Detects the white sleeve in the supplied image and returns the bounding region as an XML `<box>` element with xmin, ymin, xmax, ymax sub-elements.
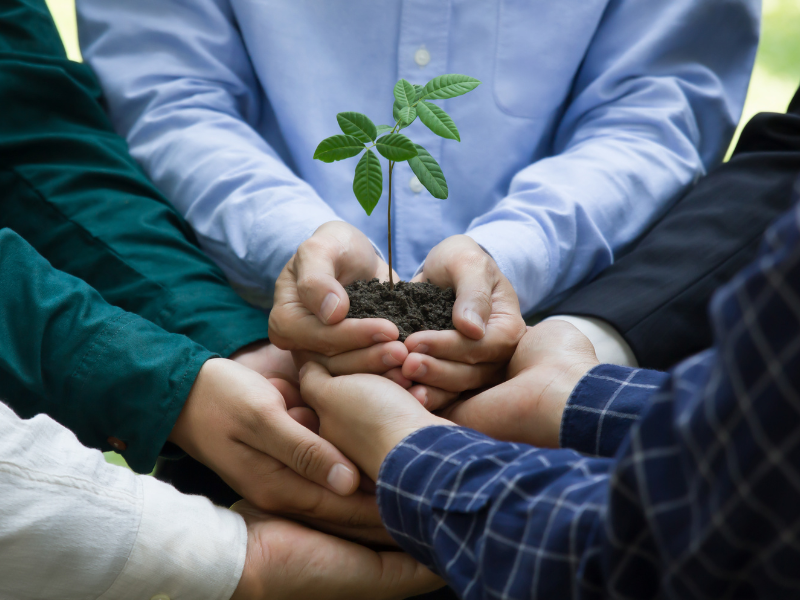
<box><xmin>546</xmin><ymin>315</ymin><xmax>638</xmax><ymax>368</ymax></box>
<box><xmin>0</xmin><ymin>401</ymin><xmax>246</xmax><ymax>600</ymax></box>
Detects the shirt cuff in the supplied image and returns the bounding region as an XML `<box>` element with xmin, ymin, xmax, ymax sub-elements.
<box><xmin>546</xmin><ymin>316</ymin><xmax>638</xmax><ymax>367</ymax></box>
<box><xmin>560</xmin><ymin>364</ymin><xmax>669</xmax><ymax>457</ymax></box>
<box><xmin>466</xmin><ymin>219</ymin><xmax>552</xmax><ymax>315</ymax></box>
<box><xmin>100</xmin><ymin>475</ymin><xmax>246</xmax><ymax>600</ymax></box>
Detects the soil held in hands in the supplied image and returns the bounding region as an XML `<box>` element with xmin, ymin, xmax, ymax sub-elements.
<box><xmin>344</xmin><ymin>278</ymin><xmax>456</xmax><ymax>342</ymax></box>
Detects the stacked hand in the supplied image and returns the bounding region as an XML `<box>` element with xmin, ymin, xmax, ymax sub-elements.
<box><xmin>168</xmin><ymin>354</ymin><xmax>391</xmax><ymax>544</ymax></box>
<box><xmin>269</xmin><ymin>221</ymin><xmax>526</xmax><ymax>407</ymax></box>
<box><xmin>231</xmin><ymin>501</ymin><xmax>442</xmax><ymax>600</ymax></box>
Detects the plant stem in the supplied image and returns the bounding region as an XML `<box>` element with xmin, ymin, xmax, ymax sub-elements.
<box><xmin>387</xmin><ymin>160</ymin><xmax>395</xmax><ymax>290</ymax></box>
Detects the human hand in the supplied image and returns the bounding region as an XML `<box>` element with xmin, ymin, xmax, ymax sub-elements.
<box><xmin>269</xmin><ymin>221</ymin><xmax>407</xmax><ymax>376</ymax></box>
<box><xmin>440</xmin><ymin>320</ymin><xmax>599</xmax><ymax>448</ymax></box>
<box><xmin>230</xmin><ymin>340</ymin><xmax>300</xmax><ymax>402</ymax></box>
<box><xmin>299</xmin><ymin>362</ymin><xmax>448</xmax><ymax>481</ymax></box>
<box><xmin>230</xmin><ymin>501</ymin><xmax>443</xmax><ymax>600</ymax></box>
<box><xmin>168</xmin><ymin>358</ymin><xmax>391</xmax><ymax>544</ymax></box>
<box><xmin>401</xmin><ymin>235</ymin><xmax>526</xmax><ymax>409</ymax></box>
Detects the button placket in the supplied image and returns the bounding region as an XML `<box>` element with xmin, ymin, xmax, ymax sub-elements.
<box><xmin>395</xmin><ymin>0</ymin><xmax>451</xmax><ymax>276</ymax></box>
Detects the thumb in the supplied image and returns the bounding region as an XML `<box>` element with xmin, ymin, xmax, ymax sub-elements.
<box><xmin>451</xmin><ymin>262</ymin><xmax>494</xmax><ymax>341</ymax></box>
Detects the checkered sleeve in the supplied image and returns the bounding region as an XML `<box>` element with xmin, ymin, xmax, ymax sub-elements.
<box><xmin>378</xmin><ymin>203</ymin><xmax>800</xmax><ymax>599</ymax></box>
<box><xmin>560</xmin><ymin>364</ymin><xmax>669</xmax><ymax>457</ymax></box>
<box><xmin>377</xmin><ymin>425</ymin><xmax>613</xmax><ymax>599</ymax></box>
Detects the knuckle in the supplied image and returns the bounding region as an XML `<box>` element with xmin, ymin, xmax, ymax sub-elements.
<box><xmin>291</xmin><ymin>439</ymin><xmax>328</xmax><ymax>477</ymax></box>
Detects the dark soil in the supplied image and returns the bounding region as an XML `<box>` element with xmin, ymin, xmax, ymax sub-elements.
<box><xmin>345</xmin><ymin>278</ymin><xmax>456</xmax><ymax>341</ymax></box>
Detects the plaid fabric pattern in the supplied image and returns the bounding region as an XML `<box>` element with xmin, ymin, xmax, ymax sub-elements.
<box><xmin>560</xmin><ymin>364</ymin><xmax>669</xmax><ymax>457</ymax></box>
<box><xmin>377</xmin><ymin>202</ymin><xmax>800</xmax><ymax>599</ymax></box>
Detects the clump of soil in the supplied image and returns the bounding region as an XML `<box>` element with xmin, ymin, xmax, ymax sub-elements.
<box><xmin>345</xmin><ymin>278</ymin><xmax>455</xmax><ymax>341</ymax></box>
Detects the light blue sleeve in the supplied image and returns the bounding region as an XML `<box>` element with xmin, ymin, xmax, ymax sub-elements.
<box><xmin>466</xmin><ymin>0</ymin><xmax>760</xmax><ymax>313</ymax></box>
<box><xmin>76</xmin><ymin>0</ymin><xmax>342</xmax><ymax>298</ymax></box>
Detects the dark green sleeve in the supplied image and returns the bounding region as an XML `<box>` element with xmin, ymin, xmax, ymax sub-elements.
<box><xmin>0</xmin><ymin>0</ymin><xmax>270</xmax><ymax>357</ymax></box>
<box><xmin>0</xmin><ymin>229</ymin><xmax>214</xmax><ymax>473</ymax></box>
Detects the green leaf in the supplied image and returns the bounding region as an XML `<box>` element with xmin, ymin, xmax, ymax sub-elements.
<box><xmin>408</xmin><ymin>145</ymin><xmax>448</xmax><ymax>199</ymax></box>
<box><xmin>392</xmin><ymin>101</ymin><xmax>411</xmax><ymax>130</ymax></box>
<box><xmin>397</xmin><ymin>105</ymin><xmax>417</xmax><ymax>126</ymax></box>
<box><xmin>353</xmin><ymin>149</ymin><xmax>383</xmax><ymax>215</ymax></box>
<box><xmin>375</xmin><ymin>133</ymin><xmax>418</xmax><ymax>162</ymax></box>
<box><xmin>336</xmin><ymin>112</ymin><xmax>377</xmax><ymax>143</ymax></box>
<box><xmin>376</xmin><ymin>124</ymin><xmax>394</xmax><ymax>135</ymax></box>
<box><xmin>419</xmin><ymin>74</ymin><xmax>481</xmax><ymax>100</ymax></box>
<box><xmin>313</xmin><ymin>135</ymin><xmax>365</xmax><ymax>163</ymax></box>
<box><xmin>413</xmin><ymin>84</ymin><xmax>424</xmax><ymax>101</ymax></box>
<box><xmin>416</xmin><ymin>101</ymin><xmax>460</xmax><ymax>141</ymax></box>
<box><xmin>393</xmin><ymin>79</ymin><xmax>416</xmax><ymax>107</ymax></box>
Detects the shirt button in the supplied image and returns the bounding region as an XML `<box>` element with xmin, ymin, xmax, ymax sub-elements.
<box><xmin>414</xmin><ymin>46</ymin><xmax>431</xmax><ymax>67</ymax></box>
<box><xmin>409</xmin><ymin>176</ymin><xmax>424</xmax><ymax>193</ymax></box>
<box><xmin>150</xmin><ymin>595</ymin><xmax>170</xmax><ymax>600</ymax></box>
<box><xmin>107</xmin><ymin>437</ymin><xmax>127</xmax><ymax>452</ymax></box>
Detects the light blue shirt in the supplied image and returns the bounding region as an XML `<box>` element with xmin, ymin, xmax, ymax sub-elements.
<box><xmin>77</xmin><ymin>0</ymin><xmax>759</xmax><ymax>314</ymax></box>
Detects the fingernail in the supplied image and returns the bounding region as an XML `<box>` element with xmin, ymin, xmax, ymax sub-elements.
<box><xmin>320</xmin><ymin>293</ymin><xmax>340</xmax><ymax>324</ymax></box>
<box><xmin>373</xmin><ymin>333</ymin><xmax>392</xmax><ymax>343</ymax></box>
<box><xmin>412</xmin><ymin>362</ymin><xmax>428</xmax><ymax>378</ymax></box>
<box><xmin>327</xmin><ymin>463</ymin><xmax>355</xmax><ymax>495</ymax></box>
<box><xmin>382</xmin><ymin>351</ymin><xmax>403</xmax><ymax>368</ymax></box>
<box><xmin>463</xmin><ymin>309</ymin><xmax>486</xmax><ymax>335</ymax></box>
<box><xmin>298</xmin><ymin>363</ymin><xmax>310</xmax><ymax>379</ymax></box>
<box><xmin>417</xmin><ymin>389</ymin><xmax>428</xmax><ymax>407</ymax></box>
<box><xmin>411</xmin><ymin>343</ymin><xmax>430</xmax><ymax>355</ymax></box>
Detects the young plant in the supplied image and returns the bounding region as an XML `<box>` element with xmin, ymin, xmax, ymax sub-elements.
<box><xmin>313</xmin><ymin>74</ymin><xmax>480</xmax><ymax>290</ymax></box>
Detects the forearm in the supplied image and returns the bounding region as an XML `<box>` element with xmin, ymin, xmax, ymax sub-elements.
<box><xmin>377</xmin><ymin>425</ymin><xmax>612</xmax><ymax>599</ymax></box>
<box><xmin>0</xmin><ymin>0</ymin><xmax>269</xmax><ymax>355</ymax></box>
<box><xmin>0</xmin><ymin>229</ymin><xmax>214</xmax><ymax>472</ymax></box>
<box><xmin>78</xmin><ymin>0</ymin><xmax>342</xmax><ymax>295</ymax></box>
<box><xmin>0</xmin><ymin>401</ymin><xmax>245</xmax><ymax>600</ymax></box>
<box><xmin>468</xmin><ymin>0</ymin><xmax>757</xmax><ymax>315</ymax></box>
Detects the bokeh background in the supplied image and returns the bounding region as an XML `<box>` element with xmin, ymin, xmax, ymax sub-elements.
<box><xmin>42</xmin><ymin>0</ymin><xmax>800</xmax><ymax>467</ymax></box>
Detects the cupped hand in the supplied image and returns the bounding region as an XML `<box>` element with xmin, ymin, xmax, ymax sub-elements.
<box><xmin>440</xmin><ymin>320</ymin><xmax>600</xmax><ymax>448</ymax></box>
<box><xmin>299</xmin><ymin>362</ymin><xmax>448</xmax><ymax>481</ymax></box>
<box><xmin>231</xmin><ymin>501</ymin><xmax>443</xmax><ymax>600</ymax></box>
<box><xmin>404</xmin><ymin>235</ymin><xmax>526</xmax><ymax>409</ymax></box>
<box><xmin>268</xmin><ymin>221</ymin><xmax>401</xmax><ymax>365</ymax></box>
<box><xmin>169</xmin><ymin>358</ymin><xmax>393</xmax><ymax>543</ymax></box>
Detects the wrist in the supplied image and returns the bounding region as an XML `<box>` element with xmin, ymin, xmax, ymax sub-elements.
<box><xmin>372</xmin><ymin>416</ymin><xmax>450</xmax><ymax>480</ymax></box>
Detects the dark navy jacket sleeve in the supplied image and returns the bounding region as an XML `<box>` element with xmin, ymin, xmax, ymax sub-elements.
<box><xmin>377</xmin><ymin>200</ymin><xmax>800</xmax><ymax>599</ymax></box>
<box><xmin>560</xmin><ymin>364</ymin><xmax>669</xmax><ymax>457</ymax></box>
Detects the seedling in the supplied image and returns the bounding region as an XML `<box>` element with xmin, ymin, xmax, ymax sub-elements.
<box><xmin>313</xmin><ymin>74</ymin><xmax>480</xmax><ymax>290</ymax></box>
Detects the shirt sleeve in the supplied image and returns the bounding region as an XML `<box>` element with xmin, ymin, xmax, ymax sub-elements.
<box><xmin>559</xmin><ymin>363</ymin><xmax>668</xmax><ymax>457</ymax></box>
<box><xmin>0</xmin><ymin>0</ymin><xmax>270</xmax><ymax>356</ymax></box>
<box><xmin>76</xmin><ymin>0</ymin><xmax>343</xmax><ymax>298</ymax></box>
<box><xmin>466</xmin><ymin>0</ymin><xmax>759</xmax><ymax>313</ymax></box>
<box><xmin>377</xmin><ymin>203</ymin><xmax>800</xmax><ymax>599</ymax></box>
<box><xmin>0</xmin><ymin>228</ymin><xmax>214</xmax><ymax>473</ymax></box>
<box><xmin>0</xmin><ymin>400</ymin><xmax>245</xmax><ymax>600</ymax></box>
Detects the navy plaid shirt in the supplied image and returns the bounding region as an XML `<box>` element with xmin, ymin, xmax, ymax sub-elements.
<box><xmin>376</xmin><ymin>201</ymin><xmax>800</xmax><ymax>599</ymax></box>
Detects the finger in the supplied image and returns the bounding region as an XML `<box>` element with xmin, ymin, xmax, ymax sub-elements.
<box><xmin>297</xmin><ymin>361</ymin><xmax>334</xmax><ymax>413</ymax></box>
<box><xmin>288</xmin><ymin>406</ymin><xmax>320</xmax><ymax>434</ymax></box>
<box><xmin>272</xmin><ymin>309</ymin><xmax>399</xmax><ymax>355</ymax></box>
<box><xmin>408</xmin><ymin>384</ymin><xmax>459</xmax><ymax>411</ymax></box>
<box><xmin>294</xmin><ymin>227</ymin><xmax>380</xmax><ymax>325</ymax></box>
<box><xmin>402</xmin><ymin>352</ymin><xmax>505</xmax><ymax>392</ymax></box>
<box><xmin>405</xmin><ymin>327</ymin><xmax>517</xmax><ymax>365</ymax></box>
<box><xmin>269</xmin><ymin>377</ymin><xmax>303</xmax><ymax>408</ymax></box>
<box><xmin>293</xmin><ymin>341</ymin><xmax>408</xmax><ymax>375</ymax></box>
<box><xmin>291</xmin><ymin>514</ymin><xmax>396</xmax><ymax>548</ymax></box>
<box><xmin>238</xmin><ymin>399</ymin><xmax>361</xmax><ymax>496</ymax></box>
<box><xmin>383</xmin><ymin>367</ymin><xmax>413</xmax><ymax>389</ymax></box>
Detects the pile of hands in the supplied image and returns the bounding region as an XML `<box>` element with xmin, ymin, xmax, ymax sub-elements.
<box><xmin>169</xmin><ymin>222</ymin><xmax>601</xmax><ymax>599</ymax></box>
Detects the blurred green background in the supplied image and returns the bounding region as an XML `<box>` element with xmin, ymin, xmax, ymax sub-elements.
<box><xmin>42</xmin><ymin>0</ymin><xmax>800</xmax><ymax>469</ymax></box>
